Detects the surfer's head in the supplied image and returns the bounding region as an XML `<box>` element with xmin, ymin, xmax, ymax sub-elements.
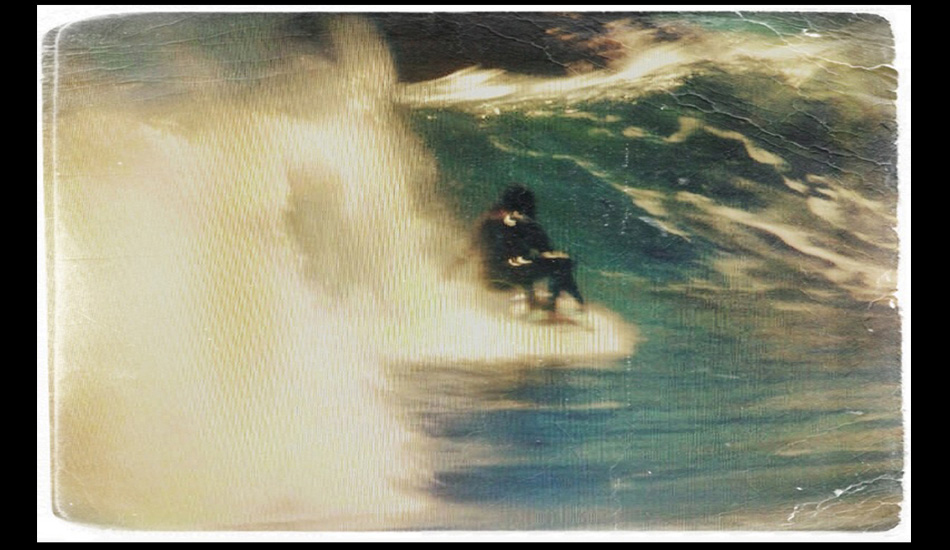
<box><xmin>498</xmin><ymin>184</ymin><xmax>536</xmax><ymax>218</ymax></box>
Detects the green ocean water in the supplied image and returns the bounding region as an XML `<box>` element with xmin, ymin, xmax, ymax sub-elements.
<box><xmin>401</xmin><ymin>12</ymin><xmax>903</xmax><ymax>530</ymax></box>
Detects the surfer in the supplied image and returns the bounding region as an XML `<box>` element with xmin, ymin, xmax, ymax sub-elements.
<box><xmin>471</xmin><ymin>185</ymin><xmax>585</xmax><ymax>314</ymax></box>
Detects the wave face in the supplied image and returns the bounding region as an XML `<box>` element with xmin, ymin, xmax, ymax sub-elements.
<box><xmin>399</xmin><ymin>12</ymin><xmax>903</xmax><ymax>531</ymax></box>
<box><xmin>403</xmin><ymin>13</ymin><xmax>899</xmax><ymax>309</ymax></box>
<box><xmin>46</xmin><ymin>12</ymin><xmax>902</xmax><ymax>532</ymax></box>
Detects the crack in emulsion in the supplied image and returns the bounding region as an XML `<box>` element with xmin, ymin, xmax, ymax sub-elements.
<box><xmin>664</xmin><ymin>89</ymin><xmax>894</xmax><ymax>177</ymax></box>
<box><xmin>784</xmin><ymin>474</ymin><xmax>902</xmax><ymax>526</ymax></box>
<box><xmin>735</xmin><ymin>13</ymin><xmax>895</xmax><ymax>74</ymax></box>
<box><xmin>472</xmin><ymin>21</ymin><xmax>570</xmax><ymax>70</ymax></box>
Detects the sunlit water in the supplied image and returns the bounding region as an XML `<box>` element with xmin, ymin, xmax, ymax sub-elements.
<box><xmin>46</xmin><ymin>12</ymin><xmax>903</xmax><ymax>531</ymax></box>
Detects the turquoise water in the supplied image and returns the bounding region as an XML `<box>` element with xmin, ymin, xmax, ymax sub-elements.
<box><xmin>400</xmin><ymin>12</ymin><xmax>903</xmax><ymax>530</ymax></box>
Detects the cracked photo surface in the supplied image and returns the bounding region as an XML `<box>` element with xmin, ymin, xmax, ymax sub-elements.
<box><xmin>40</xmin><ymin>9</ymin><xmax>908</xmax><ymax>534</ymax></box>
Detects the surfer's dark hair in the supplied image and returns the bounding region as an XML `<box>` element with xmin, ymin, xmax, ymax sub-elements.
<box><xmin>498</xmin><ymin>184</ymin><xmax>536</xmax><ymax>218</ymax></box>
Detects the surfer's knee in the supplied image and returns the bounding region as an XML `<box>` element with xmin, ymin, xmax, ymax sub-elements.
<box><xmin>541</xmin><ymin>256</ymin><xmax>573</xmax><ymax>278</ymax></box>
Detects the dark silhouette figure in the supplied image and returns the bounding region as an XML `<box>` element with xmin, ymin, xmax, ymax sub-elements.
<box><xmin>474</xmin><ymin>185</ymin><xmax>584</xmax><ymax>313</ymax></box>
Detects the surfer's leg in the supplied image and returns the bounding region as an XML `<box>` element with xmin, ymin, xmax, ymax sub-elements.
<box><xmin>540</xmin><ymin>258</ymin><xmax>567</xmax><ymax>312</ymax></box>
<box><xmin>559</xmin><ymin>260</ymin><xmax>584</xmax><ymax>305</ymax></box>
<box><xmin>560</xmin><ymin>273</ymin><xmax>584</xmax><ymax>306</ymax></box>
<box><xmin>544</xmin><ymin>257</ymin><xmax>584</xmax><ymax>310</ymax></box>
<box><xmin>545</xmin><ymin>277</ymin><xmax>563</xmax><ymax>312</ymax></box>
<box><xmin>524</xmin><ymin>284</ymin><xmax>540</xmax><ymax>310</ymax></box>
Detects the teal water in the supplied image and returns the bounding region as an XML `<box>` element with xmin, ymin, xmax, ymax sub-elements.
<box><xmin>400</xmin><ymin>12</ymin><xmax>903</xmax><ymax>530</ymax></box>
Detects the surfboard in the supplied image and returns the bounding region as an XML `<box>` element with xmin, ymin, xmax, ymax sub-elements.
<box><xmin>521</xmin><ymin>308</ymin><xmax>590</xmax><ymax>328</ymax></box>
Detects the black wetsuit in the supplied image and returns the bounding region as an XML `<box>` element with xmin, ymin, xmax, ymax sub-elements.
<box><xmin>477</xmin><ymin>209</ymin><xmax>584</xmax><ymax>311</ymax></box>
